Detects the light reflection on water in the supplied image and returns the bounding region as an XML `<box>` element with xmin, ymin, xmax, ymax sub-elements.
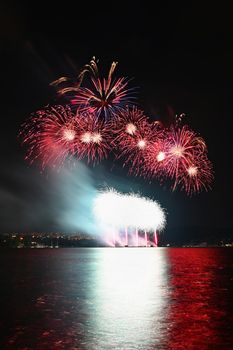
<box><xmin>0</xmin><ymin>247</ymin><xmax>233</xmax><ymax>349</ymax></box>
<box><xmin>90</xmin><ymin>248</ymin><xmax>170</xmax><ymax>349</ymax></box>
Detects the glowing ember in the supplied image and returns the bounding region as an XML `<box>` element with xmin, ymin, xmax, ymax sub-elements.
<box><xmin>80</xmin><ymin>132</ymin><xmax>92</xmax><ymax>143</ymax></box>
<box><xmin>92</xmin><ymin>132</ymin><xmax>102</xmax><ymax>144</ymax></box>
<box><xmin>187</xmin><ymin>166</ymin><xmax>198</xmax><ymax>176</ymax></box>
<box><xmin>137</xmin><ymin>139</ymin><xmax>146</xmax><ymax>149</ymax></box>
<box><xmin>156</xmin><ymin>151</ymin><xmax>166</xmax><ymax>162</ymax></box>
<box><xmin>126</xmin><ymin>123</ymin><xmax>137</xmax><ymax>135</ymax></box>
<box><xmin>63</xmin><ymin>129</ymin><xmax>76</xmax><ymax>141</ymax></box>
<box><xmin>170</xmin><ymin>145</ymin><xmax>184</xmax><ymax>157</ymax></box>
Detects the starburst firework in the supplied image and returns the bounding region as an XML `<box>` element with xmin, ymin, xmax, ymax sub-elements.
<box><xmin>75</xmin><ymin>112</ymin><xmax>112</xmax><ymax>163</ymax></box>
<box><xmin>54</xmin><ymin>57</ymin><xmax>135</xmax><ymax>120</ymax></box>
<box><xmin>19</xmin><ymin>105</ymin><xmax>78</xmax><ymax>169</ymax></box>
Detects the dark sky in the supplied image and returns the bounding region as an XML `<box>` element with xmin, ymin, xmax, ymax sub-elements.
<box><xmin>1</xmin><ymin>2</ymin><xmax>233</xmax><ymax>235</ymax></box>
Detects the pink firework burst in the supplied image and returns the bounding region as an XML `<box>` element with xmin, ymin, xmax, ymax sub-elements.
<box><xmin>144</xmin><ymin>124</ymin><xmax>213</xmax><ymax>194</ymax></box>
<box><xmin>164</xmin><ymin>125</ymin><xmax>208</xmax><ymax>181</ymax></box>
<box><xmin>111</xmin><ymin>106</ymin><xmax>151</xmax><ymax>141</ymax></box>
<box><xmin>75</xmin><ymin>112</ymin><xmax>112</xmax><ymax>163</ymax></box>
<box><xmin>177</xmin><ymin>154</ymin><xmax>214</xmax><ymax>195</ymax></box>
<box><xmin>19</xmin><ymin>105</ymin><xmax>78</xmax><ymax>169</ymax></box>
<box><xmin>143</xmin><ymin>132</ymin><xmax>170</xmax><ymax>181</ymax></box>
<box><xmin>112</xmin><ymin>107</ymin><xmax>163</xmax><ymax>175</ymax></box>
<box><xmin>55</xmin><ymin>57</ymin><xmax>136</xmax><ymax>120</ymax></box>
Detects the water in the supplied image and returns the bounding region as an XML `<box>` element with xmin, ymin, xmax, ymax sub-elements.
<box><xmin>0</xmin><ymin>248</ymin><xmax>233</xmax><ymax>349</ymax></box>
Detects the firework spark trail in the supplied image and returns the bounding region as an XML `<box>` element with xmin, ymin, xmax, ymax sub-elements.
<box><xmin>75</xmin><ymin>112</ymin><xmax>113</xmax><ymax>163</ymax></box>
<box><xmin>19</xmin><ymin>105</ymin><xmax>78</xmax><ymax>169</ymax></box>
<box><xmin>54</xmin><ymin>57</ymin><xmax>136</xmax><ymax>120</ymax></box>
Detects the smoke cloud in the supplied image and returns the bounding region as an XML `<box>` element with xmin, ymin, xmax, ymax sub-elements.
<box><xmin>0</xmin><ymin>160</ymin><xmax>98</xmax><ymax>234</ymax></box>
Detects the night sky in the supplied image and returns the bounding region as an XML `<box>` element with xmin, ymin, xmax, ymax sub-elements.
<box><xmin>1</xmin><ymin>2</ymin><xmax>232</xmax><ymax>237</ymax></box>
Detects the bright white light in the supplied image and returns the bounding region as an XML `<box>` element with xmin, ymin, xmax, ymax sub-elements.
<box><xmin>81</xmin><ymin>132</ymin><xmax>92</xmax><ymax>143</ymax></box>
<box><xmin>126</xmin><ymin>123</ymin><xmax>137</xmax><ymax>135</ymax></box>
<box><xmin>156</xmin><ymin>151</ymin><xmax>166</xmax><ymax>162</ymax></box>
<box><xmin>93</xmin><ymin>188</ymin><xmax>166</xmax><ymax>232</ymax></box>
<box><xmin>63</xmin><ymin>129</ymin><xmax>75</xmax><ymax>141</ymax></box>
<box><xmin>92</xmin><ymin>132</ymin><xmax>102</xmax><ymax>144</ymax></box>
<box><xmin>170</xmin><ymin>145</ymin><xmax>184</xmax><ymax>157</ymax></box>
<box><xmin>137</xmin><ymin>139</ymin><xmax>146</xmax><ymax>149</ymax></box>
<box><xmin>92</xmin><ymin>249</ymin><xmax>169</xmax><ymax>348</ymax></box>
<box><xmin>187</xmin><ymin>166</ymin><xmax>198</xmax><ymax>176</ymax></box>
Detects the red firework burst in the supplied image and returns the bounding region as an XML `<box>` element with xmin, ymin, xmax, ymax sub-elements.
<box><xmin>19</xmin><ymin>105</ymin><xmax>78</xmax><ymax>169</ymax></box>
<box><xmin>18</xmin><ymin>55</ymin><xmax>214</xmax><ymax>196</ymax></box>
<box><xmin>75</xmin><ymin>112</ymin><xmax>112</xmax><ymax>163</ymax></box>
<box><xmin>111</xmin><ymin>106</ymin><xmax>150</xmax><ymax>141</ymax></box>
<box><xmin>164</xmin><ymin>125</ymin><xmax>208</xmax><ymax>181</ymax></box>
<box><xmin>143</xmin><ymin>124</ymin><xmax>213</xmax><ymax>194</ymax></box>
<box><xmin>112</xmin><ymin>107</ymin><xmax>163</xmax><ymax>175</ymax></box>
<box><xmin>143</xmin><ymin>134</ymin><xmax>169</xmax><ymax>181</ymax></box>
<box><xmin>177</xmin><ymin>154</ymin><xmax>214</xmax><ymax>195</ymax></box>
<box><xmin>55</xmin><ymin>57</ymin><xmax>136</xmax><ymax>120</ymax></box>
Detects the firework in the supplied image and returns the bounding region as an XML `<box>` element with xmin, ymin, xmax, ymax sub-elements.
<box><xmin>93</xmin><ymin>188</ymin><xmax>166</xmax><ymax>231</ymax></box>
<box><xmin>112</xmin><ymin>108</ymin><xmax>164</xmax><ymax>175</ymax></box>
<box><xmin>19</xmin><ymin>56</ymin><xmax>214</xmax><ymax>196</ymax></box>
<box><xmin>54</xmin><ymin>57</ymin><xmax>135</xmax><ymax>120</ymax></box>
<box><xmin>164</xmin><ymin>125</ymin><xmax>208</xmax><ymax>185</ymax></box>
<box><xmin>143</xmin><ymin>137</ymin><xmax>168</xmax><ymax>181</ymax></box>
<box><xmin>19</xmin><ymin>105</ymin><xmax>78</xmax><ymax>169</ymax></box>
<box><xmin>75</xmin><ymin>112</ymin><xmax>113</xmax><ymax>163</ymax></box>
<box><xmin>176</xmin><ymin>154</ymin><xmax>213</xmax><ymax>195</ymax></box>
<box><xmin>93</xmin><ymin>188</ymin><xmax>166</xmax><ymax>246</ymax></box>
<box><xmin>143</xmin><ymin>124</ymin><xmax>213</xmax><ymax>194</ymax></box>
<box><xmin>112</xmin><ymin>106</ymin><xmax>150</xmax><ymax>141</ymax></box>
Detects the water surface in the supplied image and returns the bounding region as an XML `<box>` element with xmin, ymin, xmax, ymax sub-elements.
<box><xmin>0</xmin><ymin>247</ymin><xmax>233</xmax><ymax>349</ymax></box>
